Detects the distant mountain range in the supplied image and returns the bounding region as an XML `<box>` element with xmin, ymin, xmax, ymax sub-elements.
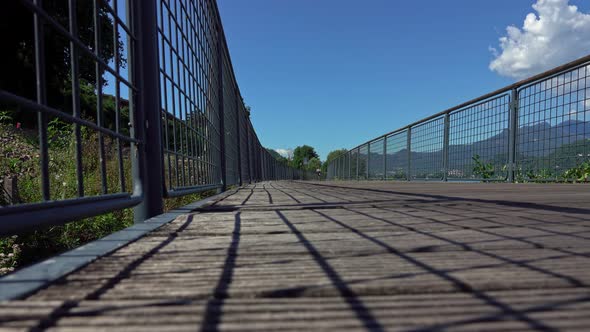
<box><xmin>362</xmin><ymin>120</ymin><xmax>590</xmax><ymax>171</ymax></box>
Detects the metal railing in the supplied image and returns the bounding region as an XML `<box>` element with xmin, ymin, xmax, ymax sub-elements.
<box><xmin>327</xmin><ymin>55</ymin><xmax>590</xmax><ymax>183</ymax></box>
<box><xmin>0</xmin><ymin>0</ymin><xmax>307</xmax><ymax>234</ymax></box>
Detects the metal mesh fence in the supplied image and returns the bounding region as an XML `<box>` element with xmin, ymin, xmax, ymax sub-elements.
<box><xmin>385</xmin><ymin>131</ymin><xmax>408</xmax><ymax>180</ymax></box>
<box><xmin>517</xmin><ymin>64</ymin><xmax>590</xmax><ymax>181</ymax></box>
<box><xmin>222</xmin><ymin>58</ymin><xmax>239</xmax><ymax>187</ymax></box>
<box><xmin>0</xmin><ymin>0</ymin><xmax>305</xmax><ymax>233</ymax></box>
<box><xmin>368</xmin><ymin>138</ymin><xmax>384</xmax><ymax>179</ymax></box>
<box><xmin>0</xmin><ymin>0</ymin><xmax>142</xmax><ymax>232</ymax></box>
<box><xmin>158</xmin><ymin>0</ymin><xmax>224</xmax><ymax>194</ymax></box>
<box><xmin>350</xmin><ymin>148</ymin><xmax>359</xmax><ymax>180</ymax></box>
<box><xmin>448</xmin><ymin>95</ymin><xmax>510</xmax><ymax>180</ymax></box>
<box><xmin>239</xmin><ymin>104</ymin><xmax>250</xmax><ymax>184</ymax></box>
<box><xmin>410</xmin><ymin>118</ymin><xmax>444</xmax><ymax>180</ymax></box>
<box><xmin>358</xmin><ymin>144</ymin><xmax>368</xmax><ymax>180</ymax></box>
<box><xmin>327</xmin><ymin>55</ymin><xmax>590</xmax><ymax>183</ymax></box>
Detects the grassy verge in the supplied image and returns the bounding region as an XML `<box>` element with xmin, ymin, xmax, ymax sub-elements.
<box><xmin>0</xmin><ymin>122</ymin><xmax>213</xmax><ymax>275</ymax></box>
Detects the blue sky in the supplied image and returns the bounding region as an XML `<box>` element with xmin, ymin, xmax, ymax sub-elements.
<box><xmin>217</xmin><ymin>0</ymin><xmax>590</xmax><ymax>160</ymax></box>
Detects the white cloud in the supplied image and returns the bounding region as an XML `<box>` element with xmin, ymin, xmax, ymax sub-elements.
<box><xmin>274</xmin><ymin>148</ymin><xmax>293</xmax><ymax>158</ymax></box>
<box><xmin>489</xmin><ymin>0</ymin><xmax>590</xmax><ymax>79</ymax></box>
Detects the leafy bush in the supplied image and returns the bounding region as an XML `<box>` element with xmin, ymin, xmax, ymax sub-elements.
<box><xmin>0</xmin><ymin>236</ymin><xmax>20</xmax><ymax>275</ymax></box>
<box><xmin>472</xmin><ymin>154</ymin><xmax>495</xmax><ymax>180</ymax></box>
<box><xmin>0</xmin><ymin>110</ymin><xmax>13</xmax><ymax>124</ymax></box>
<box><xmin>525</xmin><ymin>168</ymin><xmax>553</xmax><ymax>182</ymax></box>
<box><xmin>47</xmin><ymin>118</ymin><xmax>72</xmax><ymax>149</ymax></box>
<box><xmin>0</xmin><ymin>122</ymin><xmax>210</xmax><ymax>275</ymax></box>
<box><xmin>563</xmin><ymin>161</ymin><xmax>590</xmax><ymax>182</ymax></box>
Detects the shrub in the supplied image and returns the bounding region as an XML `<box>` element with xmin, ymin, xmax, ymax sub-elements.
<box><xmin>0</xmin><ymin>123</ymin><xmax>209</xmax><ymax>275</ymax></box>
<box><xmin>563</xmin><ymin>161</ymin><xmax>590</xmax><ymax>183</ymax></box>
<box><xmin>472</xmin><ymin>154</ymin><xmax>495</xmax><ymax>180</ymax></box>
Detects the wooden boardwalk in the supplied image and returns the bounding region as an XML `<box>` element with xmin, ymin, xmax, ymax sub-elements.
<box><xmin>2</xmin><ymin>181</ymin><xmax>590</xmax><ymax>331</ymax></box>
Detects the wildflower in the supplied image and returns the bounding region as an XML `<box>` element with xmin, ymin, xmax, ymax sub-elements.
<box><xmin>16</xmin><ymin>122</ymin><xmax>21</xmax><ymax>129</ymax></box>
<box><xmin>7</xmin><ymin>253</ymin><xmax>13</xmax><ymax>258</ymax></box>
<box><xmin>62</xmin><ymin>182</ymin><xmax>67</xmax><ymax>187</ymax></box>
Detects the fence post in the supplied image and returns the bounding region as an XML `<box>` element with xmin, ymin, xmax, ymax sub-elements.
<box><xmin>33</xmin><ymin>0</ymin><xmax>50</xmax><ymax>202</ymax></box>
<box><xmin>2</xmin><ymin>176</ymin><xmax>20</xmax><ymax>205</ymax></box>
<box><xmin>367</xmin><ymin>143</ymin><xmax>371</xmax><ymax>180</ymax></box>
<box><xmin>443</xmin><ymin>113</ymin><xmax>450</xmax><ymax>181</ymax></box>
<box><xmin>407</xmin><ymin>127</ymin><xmax>412</xmax><ymax>181</ymax></box>
<box><xmin>132</xmin><ymin>0</ymin><xmax>164</xmax><ymax>223</ymax></box>
<box><xmin>508</xmin><ymin>88</ymin><xmax>519</xmax><ymax>183</ymax></box>
<box><xmin>356</xmin><ymin>149</ymin><xmax>360</xmax><ymax>180</ymax></box>
<box><xmin>348</xmin><ymin>152</ymin><xmax>351</xmax><ymax>180</ymax></box>
<box><xmin>383</xmin><ymin>136</ymin><xmax>387</xmax><ymax>180</ymax></box>
<box><xmin>217</xmin><ymin>32</ymin><xmax>227</xmax><ymax>192</ymax></box>
<box><xmin>246</xmin><ymin>118</ymin><xmax>252</xmax><ymax>183</ymax></box>
<box><xmin>235</xmin><ymin>94</ymin><xmax>242</xmax><ymax>187</ymax></box>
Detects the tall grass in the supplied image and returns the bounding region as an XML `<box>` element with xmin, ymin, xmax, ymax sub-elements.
<box><xmin>0</xmin><ymin>120</ymin><xmax>210</xmax><ymax>274</ymax></box>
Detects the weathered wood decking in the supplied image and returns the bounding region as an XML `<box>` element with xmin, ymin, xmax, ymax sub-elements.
<box><xmin>2</xmin><ymin>181</ymin><xmax>590</xmax><ymax>331</ymax></box>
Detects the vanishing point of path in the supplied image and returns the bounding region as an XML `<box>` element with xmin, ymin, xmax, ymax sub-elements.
<box><xmin>1</xmin><ymin>181</ymin><xmax>590</xmax><ymax>331</ymax></box>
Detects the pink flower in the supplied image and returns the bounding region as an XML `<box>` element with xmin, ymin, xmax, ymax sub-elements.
<box><xmin>16</xmin><ymin>122</ymin><xmax>21</xmax><ymax>129</ymax></box>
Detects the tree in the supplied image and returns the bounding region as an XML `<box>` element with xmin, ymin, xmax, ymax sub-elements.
<box><xmin>306</xmin><ymin>157</ymin><xmax>322</xmax><ymax>172</ymax></box>
<box><xmin>321</xmin><ymin>149</ymin><xmax>348</xmax><ymax>173</ymax></box>
<box><xmin>0</xmin><ymin>1</ymin><xmax>125</xmax><ymax>125</ymax></box>
<box><xmin>291</xmin><ymin>145</ymin><xmax>319</xmax><ymax>169</ymax></box>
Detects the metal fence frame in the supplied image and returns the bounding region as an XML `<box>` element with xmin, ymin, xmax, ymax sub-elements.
<box><xmin>0</xmin><ymin>0</ymin><xmax>307</xmax><ymax>235</ymax></box>
<box><xmin>327</xmin><ymin>55</ymin><xmax>590</xmax><ymax>183</ymax></box>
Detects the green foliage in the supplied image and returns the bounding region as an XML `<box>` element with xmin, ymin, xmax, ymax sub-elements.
<box><xmin>0</xmin><ymin>122</ymin><xmax>211</xmax><ymax>274</ymax></box>
<box><xmin>291</xmin><ymin>145</ymin><xmax>319</xmax><ymax>169</ymax></box>
<box><xmin>525</xmin><ymin>168</ymin><xmax>553</xmax><ymax>182</ymax></box>
<box><xmin>0</xmin><ymin>124</ymin><xmax>38</xmax><ymax>179</ymax></box>
<box><xmin>1</xmin><ymin>1</ymin><xmax>125</xmax><ymax>127</ymax></box>
<box><xmin>472</xmin><ymin>154</ymin><xmax>495</xmax><ymax>180</ymax></box>
<box><xmin>0</xmin><ymin>110</ymin><xmax>13</xmax><ymax>124</ymax></box>
<box><xmin>164</xmin><ymin>191</ymin><xmax>212</xmax><ymax>212</ymax></box>
<box><xmin>0</xmin><ymin>0</ymin><xmax>194</xmax><ymax>274</ymax></box>
<box><xmin>0</xmin><ymin>236</ymin><xmax>20</xmax><ymax>275</ymax></box>
<box><xmin>514</xmin><ymin>138</ymin><xmax>590</xmax><ymax>182</ymax></box>
<box><xmin>306</xmin><ymin>157</ymin><xmax>322</xmax><ymax>172</ymax></box>
<box><xmin>5</xmin><ymin>158</ymin><xmax>21</xmax><ymax>174</ymax></box>
<box><xmin>62</xmin><ymin>80</ymin><xmax>131</xmax><ymax>134</ymax></box>
<box><xmin>47</xmin><ymin>118</ymin><xmax>72</xmax><ymax>149</ymax></box>
<box><xmin>563</xmin><ymin>161</ymin><xmax>590</xmax><ymax>182</ymax></box>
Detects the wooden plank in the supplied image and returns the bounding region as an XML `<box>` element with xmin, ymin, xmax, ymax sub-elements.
<box><xmin>1</xmin><ymin>181</ymin><xmax>589</xmax><ymax>331</ymax></box>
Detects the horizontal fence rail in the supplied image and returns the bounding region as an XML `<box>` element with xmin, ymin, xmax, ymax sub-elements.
<box><xmin>327</xmin><ymin>55</ymin><xmax>590</xmax><ymax>183</ymax></box>
<box><xmin>0</xmin><ymin>0</ymin><xmax>310</xmax><ymax>234</ymax></box>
